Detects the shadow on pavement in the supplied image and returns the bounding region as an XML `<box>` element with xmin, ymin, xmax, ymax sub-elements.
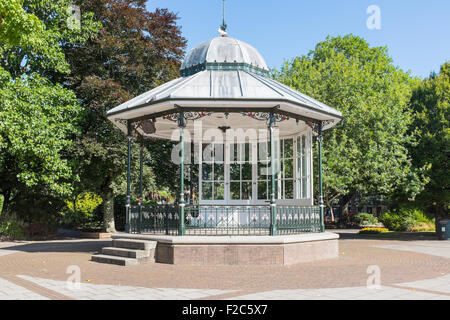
<box><xmin>0</xmin><ymin>239</ymin><xmax>111</xmax><ymax>254</ymax></box>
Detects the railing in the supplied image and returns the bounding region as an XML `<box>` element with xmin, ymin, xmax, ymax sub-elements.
<box><xmin>276</xmin><ymin>205</ymin><xmax>321</xmax><ymax>234</ymax></box>
<box><xmin>128</xmin><ymin>204</ymin><xmax>321</xmax><ymax>236</ymax></box>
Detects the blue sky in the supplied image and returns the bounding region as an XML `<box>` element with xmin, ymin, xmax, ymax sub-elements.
<box><xmin>146</xmin><ymin>0</ymin><xmax>449</xmax><ymax>79</ymax></box>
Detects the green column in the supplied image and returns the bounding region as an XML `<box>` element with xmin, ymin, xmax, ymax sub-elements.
<box><xmin>125</xmin><ymin>122</ymin><xmax>132</xmax><ymax>233</ymax></box>
<box><xmin>318</xmin><ymin>121</ymin><xmax>325</xmax><ymax>232</ymax></box>
<box><xmin>269</xmin><ymin>113</ymin><xmax>277</xmax><ymax>236</ymax></box>
<box><xmin>138</xmin><ymin>143</ymin><xmax>144</xmax><ymax>233</ymax></box>
<box><xmin>178</xmin><ymin>112</ymin><xmax>186</xmax><ymax>235</ymax></box>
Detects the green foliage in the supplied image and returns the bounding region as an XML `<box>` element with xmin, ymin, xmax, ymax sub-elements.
<box><xmin>408</xmin><ymin>62</ymin><xmax>450</xmax><ymax>215</ymax></box>
<box><xmin>380</xmin><ymin>207</ymin><xmax>433</xmax><ymax>231</ymax></box>
<box><xmin>352</xmin><ymin>213</ymin><xmax>378</xmax><ymax>225</ymax></box>
<box><xmin>0</xmin><ymin>74</ymin><xmax>81</xmax><ymax>197</ymax></box>
<box><xmin>64</xmin><ymin>192</ymin><xmax>103</xmax><ymax>224</ymax></box>
<box><xmin>0</xmin><ymin>0</ymin><xmax>68</xmax><ymax>74</ymax></box>
<box><xmin>274</xmin><ymin>34</ymin><xmax>427</xmax><ymax>209</ymax></box>
<box><xmin>57</xmin><ymin>0</ymin><xmax>186</xmax><ymax>230</ymax></box>
<box><xmin>66</xmin><ymin>192</ymin><xmax>103</xmax><ymax>218</ymax></box>
<box><xmin>0</xmin><ymin>0</ymin><xmax>100</xmax><ymax>77</ymax></box>
<box><xmin>0</xmin><ymin>0</ymin><xmax>98</xmax><ymax>222</ymax></box>
<box><xmin>0</xmin><ymin>220</ymin><xmax>27</xmax><ymax>240</ymax></box>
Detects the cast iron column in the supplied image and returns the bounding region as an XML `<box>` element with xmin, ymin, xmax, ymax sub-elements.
<box><xmin>138</xmin><ymin>143</ymin><xmax>144</xmax><ymax>233</ymax></box>
<box><xmin>318</xmin><ymin>121</ymin><xmax>325</xmax><ymax>232</ymax></box>
<box><xmin>269</xmin><ymin>113</ymin><xmax>277</xmax><ymax>236</ymax></box>
<box><xmin>125</xmin><ymin>122</ymin><xmax>132</xmax><ymax>233</ymax></box>
<box><xmin>178</xmin><ymin>112</ymin><xmax>186</xmax><ymax>235</ymax></box>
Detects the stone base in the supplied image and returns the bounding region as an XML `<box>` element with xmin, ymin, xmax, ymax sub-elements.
<box><xmin>111</xmin><ymin>232</ymin><xmax>339</xmax><ymax>266</ymax></box>
<box><xmin>81</xmin><ymin>232</ymin><xmax>112</xmax><ymax>239</ymax></box>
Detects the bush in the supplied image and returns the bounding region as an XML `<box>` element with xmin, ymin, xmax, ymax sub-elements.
<box><xmin>0</xmin><ymin>220</ymin><xmax>27</xmax><ymax>240</ymax></box>
<box><xmin>352</xmin><ymin>213</ymin><xmax>378</xmax><ymax>226</ymax></box>
<box><xmin>380</xmin><ymin>207</ymin><xmax>434</xmax><ymax>232</ymax></box>
<box><xmin>62</xmin><ymin>192</ymin><xmax>103</xmax><ymax>228</ymax></box>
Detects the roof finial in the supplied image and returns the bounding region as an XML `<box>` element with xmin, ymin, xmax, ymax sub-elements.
<box><xmin>218</xmin><ymin>0</ymin><xmax>228</xmax><ymax>37</ymax></box>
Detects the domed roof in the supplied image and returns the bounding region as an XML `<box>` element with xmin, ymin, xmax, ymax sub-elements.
<box><xmin>180</xmin><ymin>36</ymin><xmax>270</xmax><ymax>77</ymax></box>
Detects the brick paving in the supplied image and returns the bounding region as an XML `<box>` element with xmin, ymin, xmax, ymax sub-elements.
<box><xmin>0</xmin><ymin>235</ymin><xmax>449</xmax><ymax>300</ymax></box>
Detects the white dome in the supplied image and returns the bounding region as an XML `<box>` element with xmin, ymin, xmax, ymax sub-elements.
<box><xmin>180</xmin><ymin>36</ymin><xmax>269</xmax><ymax>76</ymax></box>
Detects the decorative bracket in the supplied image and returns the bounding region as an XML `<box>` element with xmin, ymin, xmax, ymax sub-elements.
<box><xmin>241</xmin><ymin>111</ymin><xmax>289</xmax><ymax>125</ymax></box>
<box><xmin>307</xmin><ymin>119</ymin><xmax>336</xmax><ymax>135</ymax></box>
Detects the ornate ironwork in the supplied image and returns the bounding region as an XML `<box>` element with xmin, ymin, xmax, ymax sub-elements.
<box><xmin>139</xmin><ymin>119</ymin><xmax>156</xmax><ymax>134</ymax></box>
<box><xmin>114</xmin><ymin>118</ymin><xmax>128</xmax><ymax>127</ymax></box>
<box><xmin>322</xmin><ymin>119</ymin><xmax>335</xmax><ymax>128</ymax></box>
<box><xmin>161</xmin><ymin>111</ymin><xmax>212</xmax><ymax>123</ymax></box>
<box><xmin>162</xmin><ymin>112</ymin><xmax>180</xmax><ymax>122</ymax></box>
<box><xmin>128</xmin><ymin>204</ymin><xmax>321</xmax><ymax>235</ymax></box>
<box><xmin>241</xmin><ymin>112</ymin><xmax>289</xmax><ymax>124</ymax></box>
<box><xmin>184</xmin><ymin>111</ymin><xmax>212</xmax><ymax>120</ymax></box>
<box><xmin>307</xmin><ymin>119</ymin><xmax>336</xmax><ymax>135</ymax></box>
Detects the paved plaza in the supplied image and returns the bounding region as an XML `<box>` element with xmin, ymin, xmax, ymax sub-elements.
<box><xmin>0</xmin><ymin>232</ymin><xmax>449</xmax><ymax>300</ymax></box>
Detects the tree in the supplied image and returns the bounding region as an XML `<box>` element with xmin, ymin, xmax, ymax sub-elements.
<box><xmin>408</xmin><ymin>62</ymin><xmax>450</xmax><ymax>222</ymax></box>
<box><xmin>274</xmin><ymin>35</ymin><xmax>426</xmax><ymax>219</ymax></box>
<box><xmin>59</xmin><ymin>0</ymin><xmax>186</xmax><ymax>232</ymax></box>
<box><xmin>0</xmin><ymin>0</ymin><xmax>98</xmax><ymax>221</ymax></box>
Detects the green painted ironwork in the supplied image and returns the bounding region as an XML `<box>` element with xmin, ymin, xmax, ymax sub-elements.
<box><xmin>129</xmin><ymin>204</ymin><xmax>179</xmax><ymax>235</ymax></box>
<box><xmin>180</xmin><ymin>62</ymin><xmax>269</xmax><ymax>77</ymax></box>
<box><xmin>138</xmin><ymin>144</ymin><xmax>144</xmax><ymax>233</ymax></box>
<box><xmin>128</xmin><ymin>204</ymin><xmax>321</xmax><ymax>236</ymax></box>
<box><xmin>276</xmin><ymin>206</ymin><xmax>321</xmax><ymax>234</ymax></box>
<box><xmin>269</xmin><ymin>113</ymin><xmax>277</xmax><ymax>236</ymax></box>
<box><xmin>125</xmin><ymin>122</ymin><xmax>132</xmax><ymax>233</ymax></box>
<box><xmin>221</xmin><ymin>0</ymin><xmax>227</xmax><ymax>32</ymax></box>
<box><xmin>318</xmin><ymin>121</ymin><xmax>325</xmax><ymax>232</ymax></box>
<box><xmin>178</xmin><ymin>111</ymin><xmax>186</xmax><ymax>235</ymax></box>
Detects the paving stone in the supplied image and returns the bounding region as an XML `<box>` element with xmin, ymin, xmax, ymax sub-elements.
<box><xmin>0</xmin><ymin>278</ymin><xmax>49</xmax><ymax>300</ymax></box>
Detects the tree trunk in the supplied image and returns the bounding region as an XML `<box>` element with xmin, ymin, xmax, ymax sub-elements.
<box><xmin>0</xmin><ymin>190</ymin><xmax>11</xmax><ymax>222</ymax></box>
<box><xmin>339</xmin><ymin>193</ymin><xmax>353</xmax><ymax>224</ymax></box>
<box><xmin>101</xmin><ymin>189</ymin><xmax>116</xmax><ymax>233</ymax></box>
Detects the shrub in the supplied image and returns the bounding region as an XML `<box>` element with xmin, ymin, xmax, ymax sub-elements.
<box><xmin>410</xmin><ymin>222</ymin><xmax>435</xmax><ymax>232</ymax></box>
<box><xmin>352</xmin><ymin>213</ymin><xmax>378</xmax><ymax>226</ymax></box>
<box><xmin>359</xmin><ymin>227</ymin><xmax>389</xmax><ymax>234</ymax></box>
<box><xmin>62</xmin><ymin>192</ymin><xmax>103</xmax><ymax>228</ymax></box>
<box><xmin>380</xmin><ymin>207</ymin><xmax>434</xmax><ymax>232</ymax></box>
<box><xmin>0</xmin><ymin>220</ymin><xmax>27</xmax><ymax>240</ymax></box>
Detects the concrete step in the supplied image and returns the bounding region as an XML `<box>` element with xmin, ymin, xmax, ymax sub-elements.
<box><xmin>112</xmin><ymin>239</ymin><xmax>156</xmax><ymax>251</ymax></box>
<box><xmin>91</xmin><ymin>254</ymin><xmax>138</xmax><ymax>266</ymax></box>
<box><xmin>102</xmin><ymin>247</ymin><xmax>152</xmax><ymax>259</ymax></box>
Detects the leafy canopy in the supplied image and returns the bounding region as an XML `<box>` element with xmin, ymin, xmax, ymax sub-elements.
<box><xmin>408</xmin><ymin>62</ymin><xmax>450</xmax><ymax>213</ymax></box>
<box><xmin>0</xmin><ymin>0</ymin><xmax>99</xmax><ymax>215</ymax></box>
<box><xmin>274</xmin><ymin>35</ymin><xmax>426</xmax><ymax>206</ymax></box>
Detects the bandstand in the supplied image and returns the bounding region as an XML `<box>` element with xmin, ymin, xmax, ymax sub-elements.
<box><xmin>105</xmin><ymin>30</ymin><xmax>342</xmax><ymax>265</ymax></box>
